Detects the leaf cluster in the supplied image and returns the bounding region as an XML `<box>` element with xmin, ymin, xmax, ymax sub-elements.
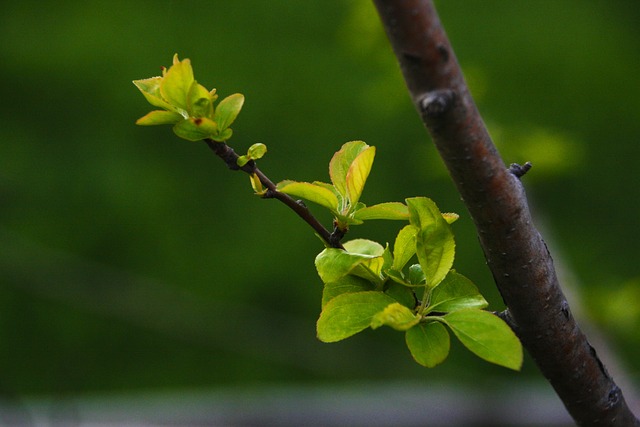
<box><xmin>300</xmin><ymin>152</ymin><xmax>523</xmax><ymax>370</ymax></box>
<box><xmin>277</xmin><ymin>141</ymin><xmax>408</xmax><ymax>231</ymax></box>
<box><xmin>133</xmin><ymin>54</ymin><xmax>244</xmax><ymax>142</ymax></box>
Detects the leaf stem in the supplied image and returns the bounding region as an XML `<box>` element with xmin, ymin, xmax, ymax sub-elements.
<box><xmin>204</xmin><ymin>139</ymin><xmax>344</xmax><ymax>249</ymax></box>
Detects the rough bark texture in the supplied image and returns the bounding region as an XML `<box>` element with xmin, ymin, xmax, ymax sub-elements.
<box><xmin>372</xmin><ymin>1</ymin><xmax>639</xmax><ymax>425</ymax></box>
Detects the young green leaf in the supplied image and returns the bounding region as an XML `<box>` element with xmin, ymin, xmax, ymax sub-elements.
<box><xmin>442</xmin><ymin>309</ymin><xmax>523</xmax><ymax>370</ymax></box>
<box><xmin>405</xmin><ymin>321</ymin><xmax>450</xmax><ymax>368</ymax></box>
<box><xmin>427</xmin><ymin>270</ymin><xmax>488</xmax><ymax>313</ymax></box>
<box><xmin>160</xmin><ymin>54</ymin><xmax>195</xmax><ymax>111</ymax></box>
<box><xmin>133</xmin><ymin>76</ymin><xmax>179</xmax><ymax>113</ymax></box>
<box><xmin>353</xmin><ymin>202</ymin><xmax>409</xmax><ymax>222</ymax></box>
<box><xmin>135</xmin><ymin>110</ymin><xmax>183</xmax><ymax>126</ymax></box>
<box><xmin>249</xmin><ymin>173</ymin><xmax>266</xmax><ymax>195</ymax></box>
<box><xmin>442</xmin><ymin>212</ymin><xmax>460</xmax><ymax>224</ymax></box>
<box><xmin>317</xmin><ymin>291</ymin><xmax>397</xmax><ymax>342</ymax></box>
<box><xmin>216</xmin><ymin>93</ymin><xmax>245</xmax><ymax>131</ymax></box>
<box><xmin>343</xmin><ymin>239</ymin><xmax>385</xmax><ymax>256</ymax></box>
<box><xmin>407</xmin><ymin>264</ymin><xmax>426</xmax><ymax>286</ymax></box>
<box><xmin>406</xmin><ymin>197</ymin><xmax>455</xmax><ymax>289</ymax></box>
<box><xmin>329</xmin><ymin>141</ymin><xmax>369</xmax><ymax>198</ymax></box>
<box><xmin>345</xmin><ymin>145</ymin><xmax>375</xmax><ymax>208</ymax></box>
<box><xmin>277</xmin><ymin>180</ymin><xmax>339</xmax><ymax>213</ymax></box>
<box><xmin>344</xmin><ymin>239</ymin><xmax>386</xmax><ymax>284</ymax></box>
<box><xmin>172</xmin><ymin>117</ymin><xmax>218</xmax><ymax>141</ymax></box>
<box><xmin>187</xmin><ymin>81</ymin><xmax>213</xmax><ymax>118</ymax></box>
<box><xmin>247</xmin><ymin>143</ymin><xmax>267</xmax><ymax>160</ymax></box>
<box><xmin>391</xmin><ymin>225</ymin><xmax>418</xmax><ymax>271</ymax></box>
<box><xmin>371</xmin><ymin>302</ymin><xmax>420</xmax><ymax>331</ymax></box>
<box><xmin>322</xmin><ymin>275</ymin><xmax>373</xmax><ymax>308</ymax></box>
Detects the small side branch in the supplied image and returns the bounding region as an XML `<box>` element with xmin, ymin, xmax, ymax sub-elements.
<box><xmin>204</xmin><ymin>139</ymin><xmax>344</xmax><ymax>249</ymax></box>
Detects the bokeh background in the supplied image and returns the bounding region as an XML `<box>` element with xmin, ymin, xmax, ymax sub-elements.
<box><xmin>1</xmin><ymin>0</ymin><xmax>639</xmax><ymax>425</ymax></box>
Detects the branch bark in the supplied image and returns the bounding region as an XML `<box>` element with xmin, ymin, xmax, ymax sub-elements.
<box><xmin>372</xmin><ymin>1</ymin><xmax>639</xmax><ymax>425</ymax></box>
<box><xmin>204</xmin><ymin>140</ymin><xmax>344</xmax><ymax>249</ymax></box>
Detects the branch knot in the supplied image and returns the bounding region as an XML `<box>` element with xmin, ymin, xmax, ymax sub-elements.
<box><xmin>419</xmin><ymin>89</ymin><xmax>455</xmax><ymax>118</ymax></box>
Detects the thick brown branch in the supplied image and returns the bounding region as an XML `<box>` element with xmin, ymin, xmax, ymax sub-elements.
<box><xmin>204</xmin><ymin>139</ymin><xmax>343</xmax><ymax>249</ymax></box>
<box><xmin>373</xmin><ymin>0</ymin><xmax>638</xmax><ymax>425</ymax></box>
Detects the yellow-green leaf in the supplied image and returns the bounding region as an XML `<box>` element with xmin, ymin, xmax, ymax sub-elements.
<box><xmin>247</xmin><ymin>143</ymin><xmax>267</xmax><ymax>160</ymax></box>
<box><xmin>317</xmin><ymin>291</ymin><xmax>396</xmax><ymax>342</ymax></box>
<box><xmin>443</xmin><ymin>309</ymin><xmax>523</xmax><ymax>370</ymax></box>
<box><xmin>315</xmin><ymin>239</ymin><xmax>385</xmax><ymax>285</ymax></box>
<box><xmin>346</xmin><ymin>145</ymin><xmax>375</xmax><ymax>208</ymax></box>
<box><xmin>187</xmin><ymin>81</ymin><xmax>213</xmax><ymax>118</ymax></box>
<box><xmin>329</xmin><ymin>141</ymin><xmax>369</xmax><ymax>198</ymax></box>
<box><xmin>371</xmin><ymin>302</ymin><xmax>420</xmax><ymax>331</ymax></box>
<box><xmin>159</xmin><ymin>55</ymin><xmax>194</xmax><ymax>111</ymax></box>
<box><xmin>172</xmin><ymin>117</ymin><xmax>218</xmax><ymax>141</ymax></box>
<box><xmin>322</xmin><ymin>275</ymin><xmax>373</xmax><ymax>309</ymax></box>
<box><xmin>392</xmin><ymin>225</ymin><xmax>418</xmax><ymax>271</ymax></box>
<box><xmin>216</xmin><ymin>93</ymin><xmax>245</xmax><ymax>131</ymax></box>
<box><xmin>405</xmin><ymin>321</ymin><xmax>450</xmax><ymax>367</ymax></box>
<box><xmin>427</xmin><ymin>271</ymin><xmax>488</xmax><ymax>313</ymax></box>
<box><xmin>353</xmin><ymin>202</ymin><xmax>409</xmax><ymax>222</ymax></box>
<box><xmin>277</xmin><ymin>180</ymin><xmax>339</xmax><ymax>212</ymax></box>
<box><xmin>406</xmin><ymin>197</ymin><xmax>455</xmax><ymax>289</ymax></box>
<box><xmin>135</xmin><ymin>110</ymin><xmax>183</xmax><ymax>126</ymax></box>
<box><xmin>133</xmin><ymin>77</ymin><xmax>177</xmax><ymax>112</ymax></box>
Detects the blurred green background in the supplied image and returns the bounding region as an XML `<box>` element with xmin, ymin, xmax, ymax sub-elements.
<box><xmin>1</xmin><ymin>0</ymin><xmax>639</xmax><ymax>419</ymax></box>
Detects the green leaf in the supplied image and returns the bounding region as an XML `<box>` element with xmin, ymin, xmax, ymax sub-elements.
<box><xmin>187</xmin><ymin>81</ymin><xmax>213</xmax><ymax>118</ymax></box>
<box><xmin>247</xmin><ymin>143</ymin><xmax>267</xmax><ymax>160</ymax></box>
<box><xmin>249</xmin><ymin>173</ymin><xmax>266</xmax><ymax>195</ymax></box>
<box><xmin>277</xmin><ymin>180</ymin><xmax>339</xmax><ymax>213</ymax></box>
<box><xmin>135</xmin><ymin>110</ymin><xmax>183</xmax><ymax>126</ymax></box>
<box><xmin>315</xmin><ymin>240</ymin><xmax>385</xmax><ymax>285</ymax></box>
<box><xmin>215</xmin><ymin>93</ymin><xmax>245</xmax><ymax>131</ymax></box>
<box><xmin>346</xmin><ymin>145</ymin><xmax>375</xmax><ymax>207</ymax></box>
<box><xmin>322</xmin><ymin>275</ymin><xmax>374</xmax><ymax>308</ymax></box>
<box><xmin>353</xmin><ymin>202</ymin><xmax>409</xmax><ymax>221</ymax></box>
<box><xmin>427</xmin><ymin>271</ymin><xmax>488</xmax><ymax>313</ymax></box>
<box><xmin>407</xmin><ymin>264</ymin><xmax>426</xmax><ymax>285</ymax></box>
<box><xmin>385</xmin><ymin>282</ymin><xmax>416</xmax><ymax>308</ymax></box>
<box><xmin>405</xmin><ymin>321</ymin><xmax>450</xmax><ymax>367</ymax></box>
<box><xmin>391</xmin><ymin>225</ymin><xmax>418</xmax><ymax>271</ymax></box>
<box><xmin>329</xmin><ymin>141</ymin><xmax>368</xmax><ymax>198</ymax></box>
<box><xmin>442</xmin><ymin>309</ymin><xmax>523</xmax><ymax>370</ymax></box>
<box><xmin>371</xmin><ymin>302</ymin><xmax>420</xmax><ymax>331</ymax></box>
<box><xmin>212</xmin><ymin>127</ymin><xmax>233</xmax><ymax>142</ymax></box>
<box><xmin>442</xmin><ymin>212</ymin><xmax>460</xmax><ymax>224</ymax></box>
<box><xmin>315</xmin><ymin>248</ymin><xmax>367</xmax><ymax>284</ymax></box>
<box><xmin>317</xmin><ymin>291</ymin><xmax>397</xmax><ymax>342</ymax></box>
<box><xmin>406</xmin><ymin>197</ymin><xmax>455</xmax><ymax>289</ymax></box>
<box><xmin>133</xmin><ymin>77</ymin><xmax>179</xmax><ymax>113</ymax></box>
<box><xmin>160</xmin><ymin>54</ymin><xmax>195</xmax><ymax>111</ymax></box>
<box><xmin>344</xmin><ymin>239</ymin><xmax>386</xmax><ymax>284</ymax></box>
<box><xmin>172</xmin><ymin>117</ymin><xmax>218</xmax><ymax>141</ymax></box>
<box><xmin>343</xmin><ymin>239</ymin><xmax>385</xmax><ymax>256</ymax></box>
<box><xmin>237</xmin><ymin>155</ymin><xmax>250</xmax><ymax>167</ymax></box>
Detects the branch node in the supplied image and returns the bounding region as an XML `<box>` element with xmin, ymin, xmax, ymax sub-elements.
<box><xmin>329</xmin><ymin>223</ymin><xmax>347</xmax><ymax>248</ymax></box>
<box><xmin>508</xmin><ymin>161</ymin><xmax>532</xmax><ymax>178</ymax></box>
<box><xmin>419</xmin><ymin>89</ymin><xmax>455</xmax><ymax>118</ymax></box>
<box><xmin>263</xmin><ymin>188</ymin><xmax>276</xmax><ymax>199</ymax></box>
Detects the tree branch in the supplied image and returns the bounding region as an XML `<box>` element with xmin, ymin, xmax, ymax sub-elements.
<box><xmin>372</xmin><ymin>1</ymin><xmax>639</xmax><ymax>425</ymax></box>
<box><xmin>204</xmin><ymin>139</ymin><xmax>344</xmax><ymax>249</ymax></box>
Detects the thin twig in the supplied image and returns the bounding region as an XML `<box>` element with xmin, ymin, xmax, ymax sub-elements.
<box><xmin>204</xmin><ymin>139</ymin><xmax>344</xmax><ymax>250</ymax></box>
